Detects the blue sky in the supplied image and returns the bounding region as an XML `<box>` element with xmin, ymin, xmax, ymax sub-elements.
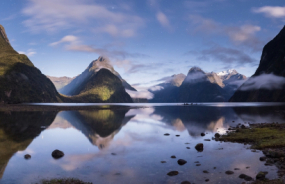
<box><xmin>1</xmin><ymin>0</ymin><xmax>285</xmax><ymax>89</ymax></box>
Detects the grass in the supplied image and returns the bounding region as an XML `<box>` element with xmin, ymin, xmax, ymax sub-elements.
<box><xmin>37</xmin><ymin>178</ymin><xmax>92</xmax><ymax>184</ymax></box>
<box><xmin>220</xmin><ymin>126</ymin><xmax>285</xmax><ymax>149</ymax></box>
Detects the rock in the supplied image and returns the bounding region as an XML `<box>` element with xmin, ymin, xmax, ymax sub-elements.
<box><xmin>214</xmin><ymin>133</ymin><xmax>220</xmax><ymax>138</ymax></box>
<box><xmin>51</xmin><ymin>149</ymin><xmax>64</xmax><ymax>159</ymax></box>
<box><xmin>186</xmin><ymin>147</ymin><xmax>190</xmax><ymax>149</ymax></box>
<box><xmin>181</xmin><ymin>181</ymin><xmax>191</xmax><ymax>184</ymax></box>
<box><xmin>234</xmin><ymin>168</ymin><xmax>240</xmax><ymax>170</ymax></box>
<box><xmin>256</xmin><ymin>172</ymin><xmax>266</xmax><ymax>180</ymax></box>
<box><xmin>205</xmin><ymin>179</ymin><xmax>209</xmax><ymax>182</ymax></box>
<box><xmin>164</xmin><ymin>133</ymin><xmax>170</xmax><ymax>136</ymax></box>
<box><xmin>203</xmin><ymin>170</ymin><xmax>209</xmax><ymax>173</ymax></box>
<box><xmin>171</xmin><ymin>155</ymin><xmax>176</xmax><ymax>158</ymax></box>
<box><xmin>260</xmin><ymin>156</ymin><xmax>267</xmax><ymax>161</ymax></box>
<box><xmin>167</xmin><ymin>171</ymin><xmax>179</xmax><ymax>176</ymax></box>
<box><xmin>24</xmin><ymin>154</ymin><xmax>31</xmax><ymax>160</ymax></box>
<box><xmin>178</xmin><ymin>159</ymin><xmax>187</xmax><ymax>165</ymax></box>
<box><xmin>195</xmin><ymin>143</ymin><xmax>204</xmax><ymax>152</ymax></box>
<box><xmin>239</xmin><ymin>174</ymin><xmax>253</xmax><ymax>181</ymax></box>
<box><xmin>196</xmin><ymin>164</ymin><xmax>201</xmax><ymax>166</ymax></box>
<box><xmin>201</xmin><ymin>133</ymin><xmax>205</xmax><ymax>136</ymax></box>
<box><xmin>225</xmin><ymin>171</ymin><xmax>234</xmax><ymax>175</ymax></box>
<box><xmin>161</xmin><ymin>161</ymin><xmax>166</xmax><ymax>163</ymax></box>
<box><xmin>111</xmin><ymin>153</ymin><xmax>117</xmax><ymax>155</ymax></box>
<box><xmin>176</xmin><ymin>135</ymin><xmax>180</xmax><ymax>137</ymax></box>
<box><xmin>204</xmin><ymin>139</ymin><xmax>211</xmax><ymax>141</ymax></box>
<box><xmin>185</xmin><ymin>142</ymin><xmax>190</xmax><ymax>144</ymax></box>
<box><xmin>241</xmin><ymin>125</ymin><xmax>246</xmax><ymax>129</ymax></box>
<box><xmin>246</xmin><ymin>167</ymin><xmax>250</xmax><ymax>169</ymax></box>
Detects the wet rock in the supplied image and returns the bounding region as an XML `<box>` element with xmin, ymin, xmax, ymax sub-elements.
<box><xmin>171</xmin><ymin>155</ymin><xmax>176</xmax><ymax>159</ymax></box>
<box><xmin>201</xmin><ymin>133</ymin><xmax>205</xmax><ymax>136</ymax></box>
<box><xmin>52</xmin><ymin>149</ymin><xmax>64</xmax><ymax>159</ymax></box>
<box><xmin>203</xmin><ymin>170</ymin><xmax>209</xmax><ymax>173</ymax></box>
<box><xmin>234</xmin><ymin>168</ymin><xmax>240</xmax><ymax>170</ymax></box>
<box><xmin>164</xmin><ymin>133</ymin><xmax>170</xmax><ymax>136</ymax></box>
<box><xmin>213</xmin><ymin>167</ymin><xmax>216</xmax><ymax>169</ymax></box>
<box><xmin>246</xmin><ymin>166</ymin><xmax>250</xmax><ymax>169</ymax></box>
<box><xmin>176</xmin><ymin>135</ymin><xmax>180</xmax><ymax>137</ymax></box>
<box><xmin>205</xmin><ymin>179</ymin><xmax>209</xmax><ymax>182</ymax></box>
<box><xmin>186</xmin><ymin>147</ymin><xmax>190</xmax><ymax>149</ymax></box>
<box><xmin>256</xmin><ymin>172</ymin><xmax>266</xmax><ymax>180</ymax></box>
<box><xmin>204</xmin><ymin>139</ymin><xmax>211</xmax><ymax>141</ymax></box>
<box><xmin>161</xmin><ymin>161</ymin><xmax>166</xmax><ymax>163</ymax></box>
<box><xmin>225</xmin><ymin>171</ymin><xmax>234</xmax><ymax>175</ymax></box>
<box><xmin>24</xmin><ymin>154</ymin><xmax>31</xmax><ymax>160</ymax></box>
<box><xmin>185</xmin><ymin>142</ymin><xmax>190</xmax><ymax>144</ymax></box>
<box><xmin>195</xmin><ymin>143</ymin><xmax>204</xmax><ymax>152</ymax></box>
<box><xmin>215</xmin><ymin>133</ymin><xmax>220</xmax><ymax>138</ymax></box>
<box><xmin>178</xmin><ymin>159</ymin><xmax>187</xmax><ymax>165</ymax></box>
<box><xmin>196</xmin><ymin>164</ymin><xmax>201</xmax><ymax>166</ymax></box>
<box><xmin>239</xmin><ymin>174</ymin><xmax>253</xmax><ymax>181</ymax></box>
<box><xmin>181</xmin><ymin>181</ymin><xmax>191</xmax><ymax>184</ymax></box>
<box><xmin>260</xmin><ymin>156</ymin><xmax>267</xmax><ymax>161</ymax></box>
<box><xmin>251</xmin><ymin>149</ymin><xmax>256</xmax><ymax>152</ymax></box>
<box><xmin>167</xmin><ymin>171</ymin><xmax>179</xmax><ymax>176</ymax></box>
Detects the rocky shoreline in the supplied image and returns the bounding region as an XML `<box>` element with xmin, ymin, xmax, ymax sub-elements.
<box><xmin>218</xmin><ymin>122</ymin><xmax>285</xmax><ymax>183</ymax></box>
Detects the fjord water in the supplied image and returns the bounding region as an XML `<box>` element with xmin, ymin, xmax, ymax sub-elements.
<box><xmin>0</xmin><ymin>104</ymin><xmax>284</xmax><ymax>184</ymax></box>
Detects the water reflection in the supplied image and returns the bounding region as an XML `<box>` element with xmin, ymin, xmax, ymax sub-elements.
<box><xmin>0</xmin><ymin>104</ymin><xmax>285</xmax><ymax>184</ymax></box>
<box><xmin>0</xmin><ymin>111</ymin><xmax>57</xmax><ymax>179</ymax></box>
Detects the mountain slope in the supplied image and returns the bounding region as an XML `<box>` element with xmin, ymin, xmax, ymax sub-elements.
<box><xmin>60</xmin><ymin>56</ymin><xmax>136</xmax><ymax>95</ymax></box>
<box><xmin>178</xmin><ymin>67</ymin><xmax>228</xmax><ymax>102</ymax></box>
<box><xmin>70</xmin><ymin>68</ymin><xmax>133</xmax><ymax>103</ymax></box>
<box><xmin>0</xmin><ymin>25</ymin><xmax>61</xmax><ymax>103</ymax></box>
<box><xmin>230</xmin><ymin>26</ymin><xmax>285</xmax><ymax>102</ymax></box>
<box><xmin>149</xmin><ymin>74</ymin><xmax>186</xmax><ymax>102</ymax></box>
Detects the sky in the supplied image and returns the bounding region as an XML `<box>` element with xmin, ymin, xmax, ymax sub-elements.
<box><xmin>1</xmin><ymin>0</ymin><xmax>285</xmax><ymax>89</ymax></box>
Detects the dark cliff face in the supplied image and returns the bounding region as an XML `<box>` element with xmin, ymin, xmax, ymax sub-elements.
<box><xmin>230</xmin><ymin>26</ymin><xmax>285</xmax><ymax>102</ymax></box>
<box><xmin>69</xmin><ymin>68</ymin><xmax>133</xmax><ymax>103</ymax></box>
<box><xmin>0</xmin><ymin>25</ymin><xmax>61</xmax><ymax>103</ymax></box>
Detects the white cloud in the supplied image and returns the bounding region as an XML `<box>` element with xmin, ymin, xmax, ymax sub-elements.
<box><xmin>149</xmin><ymin>86</ymin><xmax>164</xmax><ymax>91</ymax></box>
<box><xmin>50</xmin><ymin>35</ymin><xmax>78</xmax><ymax>46</ymax></box>
<box><xmin>156</xmin><ymin>11</ymin><xmax>171</xmax><ymax>29</ymax></box>
<box><xmin>227</xmin><ymin>25</ymin><xmax>261</xmax><ymax>42</ymax></box>
<box><xmin>22</xmin><ymin>0</ymin><xmax>144</xmax><ymax>37</ymax></box>
<box><xmin>18</xmin><ymin>49</ymin><xmax>36</xmax><ymax>57</ymax></box>
<box><xmin>253</xmin><ymin>6</ymin><xmax>285</xmax><ymax>18</ymax></box>
<box><xmin>126</xmin><ymin>89</ymin><xmax>154</xmax><ymax>100</ymax></box>
<box><xmin>239</xmin><ymin>74</ymin><xmax>285</xmax><ymax>91</ymax></box>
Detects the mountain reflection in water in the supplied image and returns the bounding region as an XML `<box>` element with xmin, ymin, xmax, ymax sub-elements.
<box><xmin>0</xmin><ymin>104</ymin><xmax>284</xmax><ymax>184</ymax></box>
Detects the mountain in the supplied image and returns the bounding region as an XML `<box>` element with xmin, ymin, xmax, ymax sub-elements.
<box><xmin>0</xmin><ymin>25</ymin><xmax>61</xmax><ymax>103</ymax></box>
<box><xmin>64</xmin><ymin>68</ymin><xmax>133</xmax><ymax>103</ymax></box>
<box><xmin>60</xmin><ymin>56</ymin><xmax>136</xmax><ymax>95</ymax></box>
<box><xmin>46</xmin><ymin>76</ymin><xmax>74</xmax><ymax>91</ymax></box>
<box><xmin>178</xmin><ymin>67</ymin><xmax>229</xmax><ymax>102</ymax></box>
<box><xmin>230</xmin><ymin>26</ymin><xmax>285</xmax><ymax>102</ymax></box>
<box><xmin>149</xmin><ymin>74</ymin><xmax>186</xmax><ymax>102</ymax></box>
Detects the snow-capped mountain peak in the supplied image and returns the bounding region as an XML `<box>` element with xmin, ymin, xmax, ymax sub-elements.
<box><xmin>217</xmin><ymin>69</ymin><xmax>237</xmax><ymax>76</ymax></box>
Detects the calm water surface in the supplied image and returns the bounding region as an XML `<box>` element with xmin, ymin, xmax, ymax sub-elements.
<box><xmin>1</xmin><ymin>103</ymin><xmax>285</xmax><ymax>184</ymax></box>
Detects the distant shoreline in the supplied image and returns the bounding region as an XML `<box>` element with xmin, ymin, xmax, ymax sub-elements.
<box><xmin>0</xmin><ymin>104</ymin><xmax>146</xmax><ymax>111</ymax></box>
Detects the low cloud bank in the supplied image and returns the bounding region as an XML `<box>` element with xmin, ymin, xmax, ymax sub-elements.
<box><xmin>126</xmin><ymin>89</ymin><xmax>154</xmax><ymax>100</ymax></box>
<box><xmin>239</xmin><ymin>74</ymin><xmax>285</xmax><ymax>91</ymax></box>
<box><xmin>149</xmin><ymin>86</ymin><xmax>164</xmax><ymax>92</ymax></box>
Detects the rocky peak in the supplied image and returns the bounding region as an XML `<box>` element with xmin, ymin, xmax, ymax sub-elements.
<box><xmin>170</xmin><ymin>73</ymin><xmax>186</xmax><ymax>87</ymax></box>
<box><xmin>217</xmin><ymin>69</ymin><xmax>238</xmax><ymax>76</ymax></box>
<box><xmin>0</xmin><ymin>25</ymin><xmax>10</xmax><ymax>45</ymax></box>
<box><xmin>188</xmin><ymin>67</ymin><xmax>205</xmax><ymax>74</ymax></box>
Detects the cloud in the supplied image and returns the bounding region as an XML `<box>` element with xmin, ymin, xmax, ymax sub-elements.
<box><xmin>187</xmin><ymin>45</ymin><xmax>257</xmax><ymax>68</ymax></box>
<box><xmin>253</xmin><ymin>6</ymin><xmax>285</xmax><ymax>18</ymax></box>
<box><xmin>126</xmin><ymin>89</ymin><xmax>154</xmax><ymax>99</ymax></box>
<box><xmin>50</xmin><ymin>35</ymin><xmax>149</xmax><ymax>59</ymax></box>
<box><xmin>149</xmin><ymin>86</ymin><xmax>164</xmax><ymax>91</ymax></box>
<box><xmin>18</xmin><ymin>49</ymin><xmax>36</xmax><ymax>57</ymax></box>
<box><xmin>239</xmin><ymin>74</ymin><xmax>285</xmax><ymax>91</ymax></box>
<box><xmin>156</xmin><ymin>11</ymin><xmax>171</xmax><ymax>29</ymax></box>
<box><xmin>188</xmin><ymin>15</ymin><xmax>263</xmax><ymax>51</ymax></box>
<box><xmin>22</xmin><ymin>0</ymin><xmax>144</xmax><ymax>37</ymax></box>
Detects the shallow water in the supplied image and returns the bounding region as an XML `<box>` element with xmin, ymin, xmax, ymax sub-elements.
<box><xmin>0</xmin><ymin>103</ymin><xmax>285</xmax><ymax>184</ymax></box>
